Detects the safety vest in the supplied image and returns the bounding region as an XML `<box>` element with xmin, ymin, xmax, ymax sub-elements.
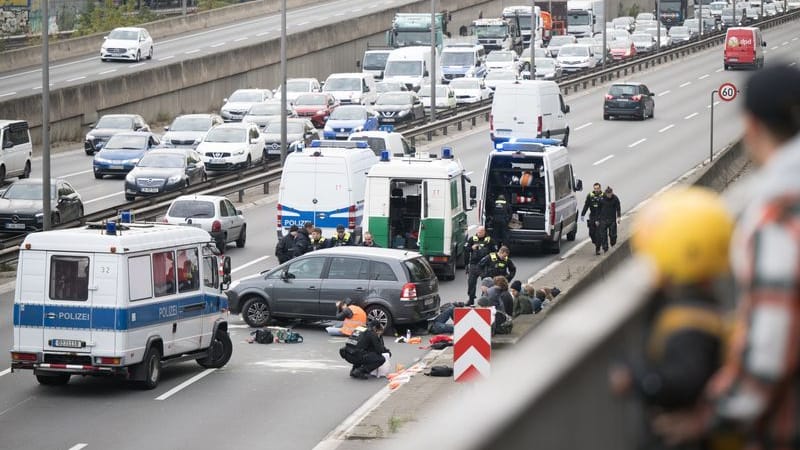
<box><xmin>494</xmin><ymin>199</ymin><xmax>507</xmax><ymax>207</ymax></box>
<box><xmin>331</xmin><ymin>232</ymin><xmax>351</xmax><ymax>246</ymax></box>
<box><xmin>489</xmin><ymin>252</ymin><xmax>507</xmax><ymax>269</ymax></box>
<box><xmin>311</xmin><ymin>237</ymin><xmax>327</xmax><ymax>250</ymax></box>
<box><xmin>586</xmin><ymin>191</ymin><xmax>602</xmax><ymax>212</ymax></box>
<box><xmin>471</xmin><ymin>235</ymin><xmax>491</xmax><ymax>245</ymax></box>
<box><xmin>341</xmin><ymin>305</ymin><xmax>367</xmax><ymax>336</ymax></box>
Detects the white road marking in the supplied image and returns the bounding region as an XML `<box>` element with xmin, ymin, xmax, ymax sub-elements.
<box><xmin>592</xmin><ymin>155</ymin><xmax>614</xmax><ymax>165</ymax></box>
<box><xmin>715</xmin><ymin>68</ymin><xmax>724</xmax><ymax>72</ymax></box>
<box><xmin>657</xmin><ymin>90</ymin><xmax>671</xmax><ymax>97</ymax></box>
<box><xmin>679</xmin><ymin>81</ymin><xmax>691</xmax><ymax>88</ymax></box>
<box><xmin>368</xmin><ymin>3</ymin><xmax>378</xmax><ymax>6</ymax></box>
<box><xmin>129</xmin><ymin>63</ymin><xmax>145</xmax><ymax>68</ymax></box>
<box><xmin>352</xmin><ymin>8</ymin><xmax>363</xmax><ymax>12</ymax></box>
<box><xmin>685</xmin><ymin>112</ymin><xmax>699</xmax><ymax>120</ymax></box>
<box><xmin>0</xmin><ymin>92</ymin><xmax>16</xmax><ymax>97</ymax></box>
<box><xmin>334</xmin><ymin>12</ymin><xmax>344</xmax><ymax>16</ymax></box>
<box><xmin>228</xmin><ymin>324</ymin><xmax>250</xmax><ymax>329</ymax></box>
<box><xmin>99</xmin><ymin>69</ymin><xmax>117</xmax><ymax>75</ymax></box>
<box><xmin>68</xmin><ymin>445</ymin><xmax>88</xmax><ymax>450</ymax></box>
<box><xmin>698</xmin><ymin>74</ymin><xmax>709</xmax><ymax>80</ymax></box>
<box><xmin>706</xmin><ymin>101</ymin><xmax>721</xmax><ymax>109</ymax></box>
<box><xmin>297</xmin><ymin>21</ymin><xmax>310</xmax><ymax>26</ymax></box>
<box><xmin>155</xmin><ymin>368</ymin><xmax>216</xmax><ymax>400</ymax></box>
<box><xmin>0</xmin><ymin>56</ymin><xmax>98</xmax><ymax>81</ymax></box>
<box><xmin>659</xmin><ymin>124</ymin><xmax>675</xmax><ymax>133</ymax></box>
<box><xmin>84</xmin><ymin>191</ymin><xmax>122</xmax><ymax>205</ymax></box>
<box><xmin>256</xmin><ymin>32</ymin><xmax>270</xmax><ymax>37</ymax></box>
<box><xmin>782</xmin><ymin>41</ymin><xmax>789</xmax><ymax>46</ymax></box>
<box><xmin>574</xmin><ymin>122</ymin><xmax>592</xmax><ymax>131</ymax></box>
<box><xmin>0</xmin><ymin>368</ymin><xmax>10</xmax><ymax>377</ymax></box>
<box><xmin>793</xmin><ymin>37</ymin><xmax>798</xmax><ymax>41</ymax></box>
<box><xmin>185</xmin><ymin>49</ymin><xmax>200</xmax><ymax>54</ymax></box>
<box><xmin>158</xmin><ymin>55</ymin><xmax>175</xmax><ymax>61</ymax></box>
<box><xmin>231</xmin><ymin>255</ymin><xmax>270</xmax><ymax>273</ymax></box>
<box><xmin>234</xmin><ymin>37</ymin><xmax>249</xmax><ymax>42</ymax></box>
<box><xmin>61</xmin><ymin>169</ymin><xmax>93</xmax><ymax>178</ymax></box>
<box><xmin>628</xmin><ymin>138</ymin><xmax>646</xmax><ymax>148</ymax></box>
<box><xmin>210</xmin><ymin>42</ymin><xmax>226</xmax><ymax>48</ymax></box>
<box><xmin>0</xmin><ymin>396</ymin><xmax>33</xmax><ymax>417</ymax></box>
<box><xmin>66</xmin><ymin>76</ymin><xmax>86</xmax><ymax>82</ymax></box>
<box><xmin>771</xmin><ymin>46</ymin><xmax>779</xmax><ymax>49</ymax></box>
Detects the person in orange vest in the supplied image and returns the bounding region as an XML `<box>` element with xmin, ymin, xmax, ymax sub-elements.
<box><xmin>326</xmin><ymin>298</ymin><xmax>367</xmax><ymax>336</ymax></box>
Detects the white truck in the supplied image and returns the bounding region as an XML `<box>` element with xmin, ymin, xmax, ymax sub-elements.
<box><xmin>567</xmin><ymin>0</ymin><xmax>605</xmax><ymax>38</ymax></box>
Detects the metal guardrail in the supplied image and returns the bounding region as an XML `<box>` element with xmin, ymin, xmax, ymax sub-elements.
<box><xmin>0</xmin><ymin>9</ymin><xmax>796</xmax><ymax>266</ymax></box>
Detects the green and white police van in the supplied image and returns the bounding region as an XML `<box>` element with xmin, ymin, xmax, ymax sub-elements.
<box><xmin>363</xmin><ymin>148</ymin><xmax>476</xmax><ymax>280</ymax></box>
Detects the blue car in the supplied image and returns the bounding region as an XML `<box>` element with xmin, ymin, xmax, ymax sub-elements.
<box><xmin>92</xmin><ymin>131</ymin><xmax>161</xmax><ymax>179</ymax></box>
<box><xmin>323</xmin><ymin>105</ymin><xmax>379</xmax><ymax>140</ymax></box>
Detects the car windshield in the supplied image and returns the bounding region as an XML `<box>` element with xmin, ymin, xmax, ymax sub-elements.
<box><xmin>96</xmin><ymin>116</ymin><xmax>134</xmax><ymax>129</ymax></box>
<box><xmin>104</xmin><ymin>135</ymin><xmax>147</xmax><ymax>150</ymax></box>
<box><xmin>384</xmin><ymin>60</ymin><xmax>423</xmax><ymax>77</ymax></box>
<box><xmin>376</xmin><ymin>93</ymin><xmax>413</xmax><ymax>105</ymax></box>
<box><xmin>204</xmin><ymin>128</ymin><xmax>247</xmax><ymax>143</ymax></box>
<box><xmin>168</xmin><ymin>200</ymin><xmax>215</xmax><ymax>219</ymax></box>
<box><xmin>632</xmin><ymin>34</ymin><xmax>652</xmax><ymax>42</ymax></box>
<box><xmin>567</xmin><ymin>12</ymin><xmax>592</xmax><ymax>25</ymax></box>
<box><xmin>376</xmin><ymin>82</ymin><xmax>405</xmax><ymax>93</ymax></box>
<box><xmin>549</xmin><ymin>36</ymin><xmax>574</xmax><ymax>46</ymax></box>
<box><xmin>108</xmin><ymin>29</ymin><xmax>139</xmax><ymax>40</ymax></box>
<box><xmin>286</xmin><ymin>80</ymin><xmax>311</xmax><ymax>92</ymax></box>
<box><xmin>441</xmin><ymin>51</ymin><xmax>475</xmax><ymax>66</ymax></box>
<box><xmin>487</xmin><ymin>51</ymin><xmax>514</xmax><ymax>62</ymax></box>
<box><xmin>404</xmin><ymin>257</ymin><xmax>434</xmax><ymax>282</ymax></box>
<box><xmin>330</xmin><ymin>107</ymin><xmax>367</xmax><ymax>120</ymax></box>
<box><xmin>228</xmin><ymin>91</ymin><xmax>263</xmax><ymax>102</ymax></box>
<box><xmin>294</xmin><ymin>94</ymin><xmax>327</xmax><ymax>105</ymax></box>
<box><xmin>612</xmin><ymin>18</ymin><xmax>629</xmax><ymax>26</ymax></box>
<box><xmin>558</xmin><ymin>46</ymin><xmax>589</xmax><ymax>56</ymax></box>
<box><xmin>486</xmin><ymin>71</ymin><xmax>517</xmax><ymax>80</ymax></box>
<box><xmin>265</xmin><ymin>122</ymin><xmax>305</xmax><ymax>134</ymax></box>
<box><xmin>670</xmin><ymin>26</ymin><xmax>689</xmax><ymax>36</ymax></box>
<box><xmin>248</xmin><ymin>103</ymin><xmax>282</xmax><ymax>115</ymax></box>
<box><xmin>170</xmin><ymin>117</ymin><xmax>212</xmax><ymax>132</ymax></box>
<box><xmin>138</xmin><ymin>154</ymin><xmax>184</xmax><ymax>168</ymax></box>
<box><xmin>474</xmin><ymin>24</ymin><xmax>508</xmax><ymax>38</ymax></box>
<box><xmin>611</xmin><ymin>40</ymin><xmax>631</xmax><ymax>49</ymax></box>
<box><xmin>534</xmin><ymin>58</ymin><xmax>555</xmax><ymax>68</ymax></box>
<box><xmin>609</xmin><ymin>84</ymin><xmax>640</xmax><ymax>96</ymax></box>
<box><xmin>711</xmin><ymin>3</ymin><xmax>725</xmax><ymax>9</ymax></box>
<box><xmin>324</xmin><ymin>78</ymin><xmax>361</xmax><ymax>91</ymax></box>
<box><xmin>419</xmin><ymin>86</ymin><xmax>448</xmax><ymax>97</ymax></box>
<box><xmin>363</xmin><ymin>52</ymin><xmax>390</xmax><ymax>69</ymax></box>
<box><xmin>349</xmin><ymin>136</ymin><xmax>386</xmax><ymax>152</ymax></box>
<box><xmin>722</xmin><ymin>7</ymin><xmax>733</xmax><ymax>15</ymax></box>
<box><xmin>450</xmin><ymin>79</ymin><xmax>481</xmax><ymax>89</ymax></box>
<box><xmin>3</xmin><ymin>182</ymin><xmax>54</xmax><ymax>200</ymax></box>
<box><xmin>533</xmin><ymin>48</ymin><xmax>549</xmax><ymax>58</ymax></box>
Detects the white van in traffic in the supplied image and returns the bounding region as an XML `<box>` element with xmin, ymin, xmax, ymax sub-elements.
<box><xmin>383</xmin><ymin>46</ymin><xmax>441</xmax><ymax>92</ymax></box>
<box><xmin>10</xmin><ymin>222</ymin><xmax>233</xmax><ymax>389</ymax></box>
<box><xmin>490</xmin><ymin>80</ymin><xmax>571</xmax><ymax>146</ymax></box>
<box><xmin>0</xmin><ymin>120</ymin><xmax>33</xmax><ymax>182</ymax></box>
<box><xmin>480</xmin><ymin>139</ymin><xmax>582</xmax><ymax>253</ymax></box>
<box><xmin>322</xmin><ymin>72</ymin><xmax>378</xmax><ymax>105</ymax></box>
<box><xmin>277</xmin><ymin>140</ymin><xmax>379</xmax><ymax>239</ymax></box>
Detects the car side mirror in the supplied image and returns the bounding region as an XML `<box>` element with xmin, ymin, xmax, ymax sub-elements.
<box><xmin>103</xmin><ymin>36</ymin><xmax>108</xmax><ymax>40</ymax></box>
<box><xmin>762</xmin><ymin>41</ymin><xmax>767</xmax><ymax>46</ymax></box>
<box><xmin>223</xmin><ymin>98</ymin><xmax>228</xmax><ymax>103</ymax></box>
<box><xmin>470</xmin><ymin>185</ymin><xmax>477</xmax><ymax>199</ymax></box>
<box><xmin>424</xmin><ymin>70</ymin><xmax>429</xmax><ymax>77</ymax></box>
<box><xmin>649</xmin><ymin>92</ymin><xmax>655</xmax><ymax>96</ymax></box>
<box><xmin>281</xmin><ymin>269</ymin><xmax>295</xmax><ymax>281</ymax></box>
<box><xmin>236</xmin><ymin>209</ymin><xmax>243</xmax><ymax>216</ymax></box>
<box><xmin>356</xmin><ymin>60</ymin><xmax>361</xmax><ymax>69</ymax></box>
<box><xmin>163</xmin><ymin>126</ymin><xmax>170</xmax><ymax>131</ymax></box>
<box><xmin>575</xmin><ymin>179</ymin><xmax>583</xmax><ymax>192</ymax></box>
<box><xmin>564</xmin><ymin>104</ymin><xmax>571</xmax><ymax>113</ymax></box>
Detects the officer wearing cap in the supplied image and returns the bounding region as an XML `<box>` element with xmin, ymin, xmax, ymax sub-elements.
<box><xmin>292</xmin><ymin>221</ymin><xmax>313</xmax><ymax>258</ymax></box>
<box><xmin>275</xmin><ymin>225</ymin><xmax>297</xmax><ymax>263</ymax></box>
<box><xmin>329</xmin><ymin>224</ymin><xmax>354</xmax><ymax>246</ymax></box>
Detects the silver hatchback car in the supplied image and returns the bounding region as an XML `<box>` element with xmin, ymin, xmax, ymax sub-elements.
<box><xmin>226</xmin><ymin>247</ymin><xmax>441</xmax><ymax>330</ymax></box>
<box><xmin>164</xmin><ymin>194</ymin><xmax>246</xmax><ymax>253</ymax></box>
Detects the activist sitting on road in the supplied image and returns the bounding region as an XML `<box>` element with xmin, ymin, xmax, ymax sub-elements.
<box><xmin>489</xmin><ymin>276</ymin><xmax>513</xmax><ymax>316</ymax></box>
<box><xmin>339</xmin><ymin>320</ymin><xmax>391</xmax><ymax>380</ymax></box>
<box><xmin>326</xmin><ymin>298</ymin><xmax>367</xmax><ymax>336</ymax></box>
<box><xmin>510</xmin><ymin>280</ymin><xmax>533</xmax><ymax>317</ymax></box>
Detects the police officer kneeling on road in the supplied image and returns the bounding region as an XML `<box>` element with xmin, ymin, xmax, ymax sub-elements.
<box><xmin>339</xmin><ymin>320</ymin><xmax>391</xmax><ymax>380</ymax></box>
<box><xmin>465</xmin><ymin>226</ymin><xmax>497</xmax><ymax>305</ymax></box>
<box><xmin>478</xmin><ymin>245</ymin><xmax>516</xmax><ymax>281</ymax></box>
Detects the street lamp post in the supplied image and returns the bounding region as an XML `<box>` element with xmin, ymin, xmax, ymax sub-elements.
<box><xmin>430</xmin><ymin>0</ymin><xmax>437</xmax><ymax>122</ymax></box>
<box><xmin>279</xmin><ymin>0</ymin><xmax>288</xmax><ymax>165</ymax></box>
<box><xmin>603</xmin><ymin>0</ymin><xmax>608</xmax><ymax>67</ymax></box>
<box><xmin>656</xmin><ymin>0</ymin><xmax>662</xmax><ymax>52</ymax></box>
<box><xmin>42</xmin><ymin>0</ymin><xmax>51</xmax><ymax>230</ymax></box>
<box><xmin>530</xmin><ymin>0</ymin><xmax>536</xmax><ymax>78</ymax></box>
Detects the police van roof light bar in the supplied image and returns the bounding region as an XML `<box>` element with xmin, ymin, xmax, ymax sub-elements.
<box><xmin>309</xmin><ymin>140</ymin><xmax>369</xmax><ymax>149</ymax></box>
<box><xmin>380</xmin><ymin>150</ymin><xmax>391</xmax><ymax>162</ymax></box>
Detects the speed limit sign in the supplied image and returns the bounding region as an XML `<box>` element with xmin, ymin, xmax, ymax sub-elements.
<box><xmin>718</xmin><ymin>82</ymin><xmax>738</xmax><ymax>102</ymax></box>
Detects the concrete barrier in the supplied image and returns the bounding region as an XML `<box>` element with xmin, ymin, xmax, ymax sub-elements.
<box><xmin>0</xmin><ymin>0</ymin><xmax>324</xmax><ymax>73</ymax></box>
<box><xmin>1</xmin><ymin>0</ymin><xmax>505</xmax><ymax>148</ymax></box>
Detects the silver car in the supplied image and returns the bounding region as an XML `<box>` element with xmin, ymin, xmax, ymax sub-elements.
<box><xmin>242</xmin><ymin>101</ymin><xmax>295</xmax><ymax>130</ymax></box>
<box><xmin>631</xmin><ymin>32</ymin><xmax>657</xmax><ymax>53</ymax></box>
<box><xmin>165</xmin><ymin>194</ymin><xmax>247</xmax><ymax>253</ymax></box>
<box><xmin>532</xmin><ymin>57</ymin><xmax>562</xmax><ymax>80</ymax></box>
<box><xmin>162</xmin><ymin>114</ymin><xmax>223</xmax><ymax>149</ymax></box>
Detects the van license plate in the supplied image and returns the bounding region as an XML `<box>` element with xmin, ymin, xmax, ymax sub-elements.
<box><xmin>49</xmin><ymin>339</ymin><xmax>85</xmax><ymax>348</ymax></box>
<box><xmin>5</xmin><ymin>223</ymin><xmax>25</xmax><ymax>229</ymax></box>
<box><xmin>141</xmin><ymin>187</ymin><xmax>159</xmax><ymax>193</ymax></box>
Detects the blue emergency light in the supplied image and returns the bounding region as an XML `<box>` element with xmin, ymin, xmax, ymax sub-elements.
<box><xmin>120</xmin><ymin>210</ymin><xmax>133</xmax><ymax>223</ymax></box>
<box><xmin>380</xmin><ymin>150</ymin><xmax>391</xmax><ymax>161</ymax></box>
<box><xmin>441</xmin><ymin>147</ymin><xmax>453</xmax><ymax>159</ymax></box>
<box><xmin>106</xmin><ymin>221</ymin><xmax>117</xmax><ymax>235</ymax></box>
<box><xmin>310</xmin><ymin>140</ymin><xmax>369</xmax><ymax>149</ymax></box>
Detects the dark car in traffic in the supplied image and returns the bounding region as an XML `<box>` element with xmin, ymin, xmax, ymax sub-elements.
<box><xmin>92</xmin><ymin>131</ymin><xmax>161</xmax><ymax>179</ymax></box>
<box><xmin>225</xmin><ymin>247</ymin><xmax>441</xmax><ymax>330</ymax></box>
<box><xmin>373</xmin><ymin>92</ymin><xmax>425</xmax><ymax>125</ymax></box>
<box><xmin>124</xmin><ymin>148</ymin><xmax>206</xmax><ymax>201</ymax></box>
<box><xmin>0</xmin><ymin>178</ymin><xmax>83</xmax><ymax>232</ymax></box>
<box><xmin>603</xmin><ymin>82</ymin><xmax>656</xmax><ymax>120</ymax></box>
<box><xmin>84</xmin><ymin>114</ymin><xmax>150</xmax><ymax>155</ymax></box>
<box><xmin>262</xmin><ymin>118</ymin><xmax>321</xmax><ymax>159</ymax></box>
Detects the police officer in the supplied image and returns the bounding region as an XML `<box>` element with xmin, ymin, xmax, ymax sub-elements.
<box><xmin>309</xmin><ymin>227</ymin><xmax>328</xmax><ymax>251</ymax></box>
<box><xmin>274</xmin><ymin>225</ymin><xmax>297</xmax><ymax>263</ymax></box>
<box><xmin>478</xmin><ymin>245</ymin><xmax>516</xmax><ymax>281</ymax></box>
<box><xmin>292</xmin><ymin>221</ymin><xmax>313</xmax><ymax>258</ymax></box>
<box><xmin>580</xmin><ymin>182</ymin><xmax>603</xmax><ymax>247</ymax></box>
<box><xmin>491</xmin><ymin>194</ymin><xmax>513</xmax><ymax>247</ymax></box>
<box><xmin>329</xmin><ymin>224</ymin><xmax>354</xmax><ymax>247</ymax></box>
<box><xmin>596</xmin><ymin>187</ymin><xmax>621</xmax><ymax>255</ymax></box>
<box><xmin>464</xmin><ymin>226</ymin><xmax>497</xmax><ymax>305</ymax></box>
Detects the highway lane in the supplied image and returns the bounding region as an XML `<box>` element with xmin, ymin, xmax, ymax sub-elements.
<box><xmin>0</xmin><ymin>0</ymin><xmax>419</xmax><ymax>99</ymax></box>
<box><xmin>0</xmin><ymin>23</ymin><xmax>797</xmax><ymax>449</ymax></box>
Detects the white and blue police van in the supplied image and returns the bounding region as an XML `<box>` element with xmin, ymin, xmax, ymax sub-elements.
<box><xmin>10</xmin><ymin>221</ymin><xmax>233</xmax><ymax>389</ymax></box>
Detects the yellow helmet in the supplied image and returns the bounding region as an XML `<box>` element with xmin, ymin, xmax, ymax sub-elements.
<box><xmin>632</xmin><ymin>187</ymin><xmax>734</xmax><ymax>285</ymax></box>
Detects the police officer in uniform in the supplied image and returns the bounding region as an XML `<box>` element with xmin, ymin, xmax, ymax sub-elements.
<box><xmin>596</xmin><ymin>187</ymin><xmax>621</xmax><ymax>255</ymax></box>
<box><xmin>275</xmin><ymin>225</ymin><xmax>297</xmax><ymax>263</ymax></box>
<box><xmin>491</xmin><ymin>194</ymin><xmax>513</xmax><ymax>247</ymax></box>
<box><xmin>309</xmin><ymin>227</ymin><xmax>328</xmax><ymax>251</ymax></box>
<box><xmin>478</xmin><ymin>246</ymin><xmax>516</xmax><ymax>281</ymax></box>
<box><xmin>329</xmin><ymin>224</ymin><xmax>354</xmax><ymax>247</ymax></box>
<box><xmin>465</xmin><ymin>226</ymin><xmax>497</xmax><ymax>305</ymax></box>
<box><xmin>581</xmin><ymin>182</ymin><xmax>603</xmax><ymax>247</ymax></box>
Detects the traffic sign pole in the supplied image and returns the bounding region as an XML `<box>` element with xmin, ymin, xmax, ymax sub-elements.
<box><xmin>710</xmin><ymin>89</ymin><xmax>717</xmax><ymax>162</ymax></box>
<box><xmin>710</xmin><ymin>82</ymin><xmax>738</xmax><ymax>162</ymax></box>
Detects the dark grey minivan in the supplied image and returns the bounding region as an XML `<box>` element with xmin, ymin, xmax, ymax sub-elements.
<box><xmin>226</xmin><ymin>247</ymin><xmax>441</xmax><ymax>329</ymax></box>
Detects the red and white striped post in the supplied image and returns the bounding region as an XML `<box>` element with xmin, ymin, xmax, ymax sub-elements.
<box><xmin>453</xmin><ymin>307</ymin><xmax>492</xmax><ymax>382</ymax></box>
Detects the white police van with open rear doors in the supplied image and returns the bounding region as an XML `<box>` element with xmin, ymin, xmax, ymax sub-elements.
<box><xmin>10</xmin><ymin>220</ymin><xmax>233</xmax><ymax>389</ymax></box>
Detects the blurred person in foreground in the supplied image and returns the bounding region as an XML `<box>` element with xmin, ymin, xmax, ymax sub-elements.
<box><xmin>609</xmin><ymin>187</ymin><xmax>733</xmax><ymax>450</ymax></box>
<box><xmin>653</xmin><ymin>64</ymin><xmax>800</xmax><ymax>449</ymax></box>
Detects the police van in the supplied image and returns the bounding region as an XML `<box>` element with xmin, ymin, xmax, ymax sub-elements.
<box><xmin>10</xmin><ymin>222</ymin><xmax>233</xmax><ymax>389</ymax></box>
<box><xmin>480</xmin><ymin>139</ymin><xmax>582</xmax><ymax>253</ymax></box>
<box><xmin>277</xmin><ymin>140</ymin><xmax>379</xmax><ymax>240</ymax></box>
<box><xmin>363</xmin><ymin>148</ymin><xmax>476</xmax><ymax>280</ymax></box>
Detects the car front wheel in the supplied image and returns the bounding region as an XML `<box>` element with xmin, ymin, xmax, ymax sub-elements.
<box><xmin>242</xmin><ymin>297</ymin><xmax>271</xmax><ymax>328</ymax></box>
